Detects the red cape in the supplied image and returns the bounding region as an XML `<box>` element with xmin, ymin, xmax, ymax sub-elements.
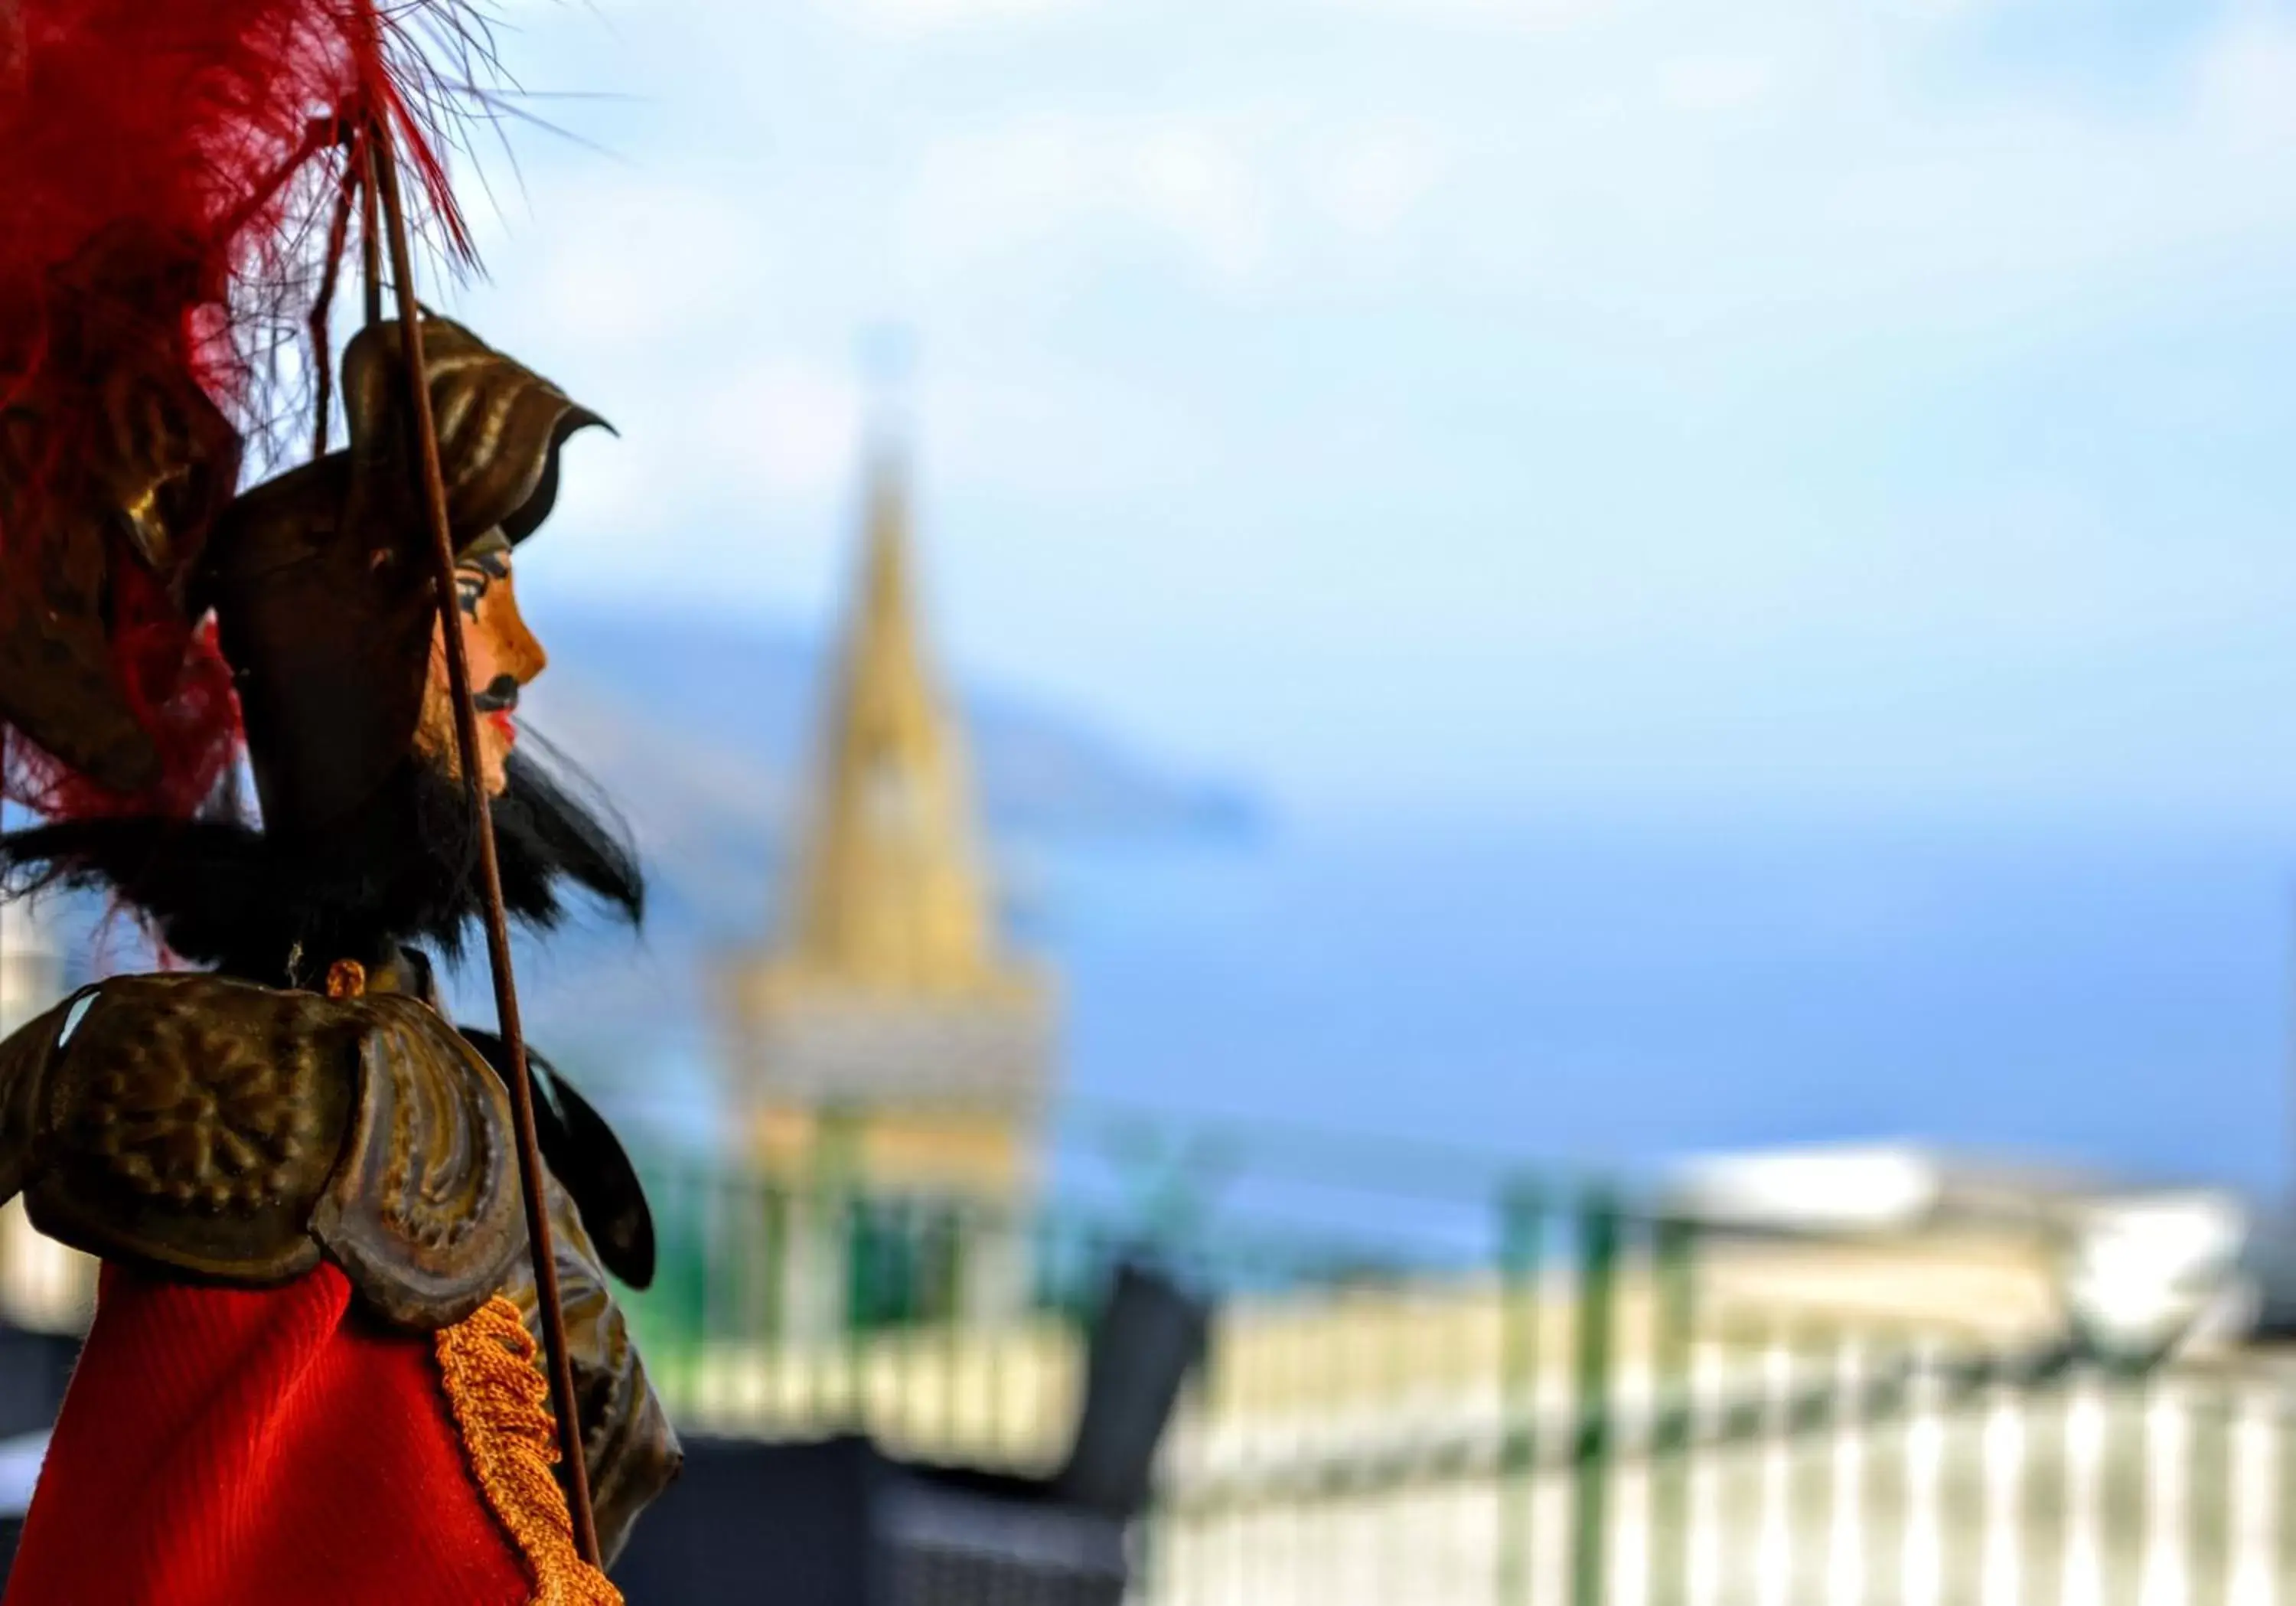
<box><xmin>4</xmin><ymin>1262</ymin><xmax>576</xmax><ymax>1605</ymax></box>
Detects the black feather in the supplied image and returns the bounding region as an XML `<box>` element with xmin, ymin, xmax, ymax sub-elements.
<box><xmin>0</xmin><ymin>742</ymin><xmax>641</xmax><ymax>984</ymax></box>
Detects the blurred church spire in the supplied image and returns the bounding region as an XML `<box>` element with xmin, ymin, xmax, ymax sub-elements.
<box><xmin>724</xmin><ymin>381</ymin><xmax>1055</xmax><ymax>1325</ymax></box>
<box><xmin>781</xmin><ymin>442</ymin><xmax>1006</xmax><ymax>992</ymax></box>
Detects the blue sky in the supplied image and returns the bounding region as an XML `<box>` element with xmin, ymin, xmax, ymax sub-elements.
<box><xmin>450</xmin><ymin>0</ymin><xmax>2296</xmax><ymax>830</ymax></box>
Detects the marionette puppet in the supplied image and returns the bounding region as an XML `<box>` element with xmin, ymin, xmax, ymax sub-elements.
<box><xmin>0</xmin><ymin>1</ymin><xmax>677</xmax><ymax>1601</ymax></box>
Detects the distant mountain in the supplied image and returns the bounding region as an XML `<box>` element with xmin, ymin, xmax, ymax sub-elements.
<box><xmin>513</xmin><ymin>606</ymin><xmax>1261</xmax><ymax>941</ymax></box>
<box><xmin>457</xmin><ymin>608</ymin><xmax>1258</xmax><ymax>1105</ymax></box>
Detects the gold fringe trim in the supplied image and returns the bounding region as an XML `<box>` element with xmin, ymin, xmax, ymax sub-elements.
<box><xmin>435</xmin><ymin>1295</ymin><xmax>622</xmax><ymax>1606</ymax></box>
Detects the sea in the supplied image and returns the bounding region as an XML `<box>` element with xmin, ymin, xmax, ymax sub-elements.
<box><xmin>517</xmin><ymin>813</ymin><xmax>2296</xmax><ymax>1252</ymax></box>
<box><xmin>1039</xmin><ymin>818</ymin><xmax>2296</xmax><ymax>1192</ymax></box>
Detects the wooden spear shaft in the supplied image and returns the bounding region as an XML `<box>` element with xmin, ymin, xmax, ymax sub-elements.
<box><xmin>360</xmin><ymin>137</ymin><xmax>383</xmax><ymax>331</ymax></box>
<box><xmin>364</xmin><ymin>119</ymin><xmax>605</xmax><ymax>1566</ymax></box>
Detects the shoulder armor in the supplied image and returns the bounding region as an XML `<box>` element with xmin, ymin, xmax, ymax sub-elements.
<box><xmin>309</xmin><ymin>993</ymin><xmax>525</xmax><ymax>1326</ymax></box>
<box><xmin>0</xmin><ymin>973</ymin><xmax>523</xmax><ymax>1328</ymax></box>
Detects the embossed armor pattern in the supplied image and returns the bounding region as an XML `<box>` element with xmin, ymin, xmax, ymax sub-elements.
<box><xmin>311</xmin><ymin>992</ymin><xmax>525</xmax><ymax>1327</ymax></box>
<box><xmin>0</xmin><ymin>971</ymin><xmax>523</xmax><ymax>1327</ymax></box>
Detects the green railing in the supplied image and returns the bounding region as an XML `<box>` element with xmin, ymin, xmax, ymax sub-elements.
<box><xmin>623</xmin><ymin>1153</ymin><xmax>2296</xmax><ymax>1606</ymax></box>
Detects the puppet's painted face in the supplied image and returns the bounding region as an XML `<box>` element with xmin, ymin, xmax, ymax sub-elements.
<box><xmin>413</xmin><ymin>542</ymin><xmax>545</xmax><ymax>797</ymax></box>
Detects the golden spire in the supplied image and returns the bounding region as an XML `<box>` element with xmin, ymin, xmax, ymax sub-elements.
<box><xmin>781</xmin><ymin>450</ymin><xmax>1013</xmax><ymax>994</ymax></box>
<box><xmin>726</xmin><ymin>419</ymin><xmax>1055</xmax><ymax>1212</ymax></box>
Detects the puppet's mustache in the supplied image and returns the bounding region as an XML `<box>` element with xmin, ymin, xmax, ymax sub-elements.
<box><xmin>471</xmin><ymin>676</ymin><xmax>520</xmax><ymax>714</ymax></box>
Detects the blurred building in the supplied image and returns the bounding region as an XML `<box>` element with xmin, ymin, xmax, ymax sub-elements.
<box><xmin>0</xmin><ymin>899</ymin><xmax>61</xmax><ymax>1043</ymax></box>
<box><xmin>723</xmin><ymin>450</ymin><xmax>1055</xmax><ymax>1329</ymax></box>
<box><xmin>0</xmin><ymin>899</ymin><xmax>92</xmax><ymax>1333</ymax></box>
<box><xmin>638</xmin><ymin>1128</ymin><xmax>2296</xmax><ymax>1606</ymax></box>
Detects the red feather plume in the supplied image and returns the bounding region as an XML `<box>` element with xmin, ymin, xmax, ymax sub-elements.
<box><xmin>0</xmin><ymin>0</ymin><xmax>491</xmax><ymax>822</ymax></box>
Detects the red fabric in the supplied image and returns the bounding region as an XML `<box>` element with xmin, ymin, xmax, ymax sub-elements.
<box><xmin>2</xmin><ymin>1262</ymin><xmax>533</xmax><ymax>1606</ymax></box>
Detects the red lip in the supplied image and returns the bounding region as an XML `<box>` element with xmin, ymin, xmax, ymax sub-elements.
<box><xmin>488</xmin><ymin>712</ymin><xmax>517</xmax><ymax>746</ymax></box>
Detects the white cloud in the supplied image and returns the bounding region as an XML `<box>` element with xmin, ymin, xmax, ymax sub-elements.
<box><xmin>1131</xmin><ymin>126</ymin><xmax>1272</xmax><ymax>285</ymax></box>
<box><xmin>464</xmin><ymin>178</ymin><xmax>775</xmax><ymax>352</ymax></box>
<box><xmin>1311</xmin><ymin>122</ymin><xmax>1449</xmax><ymax>237</ymax></box>
<box><xmin>811</xmin><ymin>0</ymin><xmax>1087</xmax><ymax>36</ymax></box>
<box><xmin>901</xmin><ymin>113</ymin><xmax>1277</xmax><ymax>289</ymax></box>
<box><xmin>699</xmin><ymin>361</ymin><xmax>866</xmax><ymax>497</ymax></box>
<box><xmin>901</xmin><ymin>116</ymin><xmax>1091</xmax><ymax>263</ymax></box>
<box><xmin>1655</xmin><ymin>54</ymin><xmax>1779</xmax><ymax>113</ymax></box>
<box><xmin>1325</xmin><ymin>0</ymin><xmax>1616</xmax><ymax>31</ymax></box>
<box><xmin>2189</xmin><ymin>0</ymin><xmax>2296</xmax><ymax>152</ymax></box>
<box><xmin>918</xmin><ymin>351</ymin><xmax>1219</xmax><ymax>500</ymax></box>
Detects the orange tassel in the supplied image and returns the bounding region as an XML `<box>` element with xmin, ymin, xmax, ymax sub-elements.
<box><xmin>434</xmin><ymin>1298</ymin><xmax>621</xmax><ymax>1606</ymax></box>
